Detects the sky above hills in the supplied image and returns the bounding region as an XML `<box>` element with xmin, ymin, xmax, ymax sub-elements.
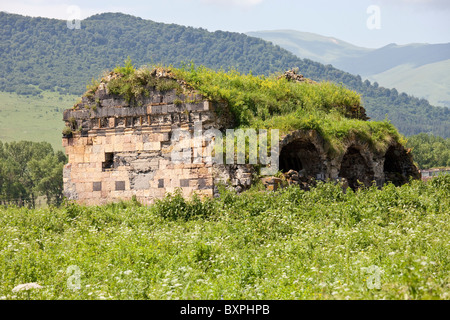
<box><xmin>0</xmin><ymin>0</ymin><xmax>449</xmax><ymax>48</ymax></box>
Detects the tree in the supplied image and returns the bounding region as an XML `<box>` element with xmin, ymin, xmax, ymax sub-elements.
<box><xmin>29</xmin><ymin>154</ymin><xmax>65</xmax><ymax>206</ymax></box>
<box><xmin>0</xmin><ymin>140</ymin><xmax>67</xmax><ymax>207</ymax></box>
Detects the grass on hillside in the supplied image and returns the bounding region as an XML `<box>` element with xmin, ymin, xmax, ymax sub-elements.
<box><xmin>0</xmin><ymin>176</ymin><xmax>449</xmax><ymax>300</ymax></box>
<box><xmin>0</xmin><ymin>91</ymin><xmax>78</xmax><ymax>152</ymax></box>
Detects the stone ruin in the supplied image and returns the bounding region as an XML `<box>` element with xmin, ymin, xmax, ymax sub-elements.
<box><xmin>62</xmin><ymin>69</ymin><xmax>420</xmax><ymax>205</ymax></box>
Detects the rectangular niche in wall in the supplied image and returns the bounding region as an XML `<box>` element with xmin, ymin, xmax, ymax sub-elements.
<box><xmin>93</xmin><ymin>182</ymin><xmax>102</xmax><ymax>191</ymax></box>
<box><xmin>115</xmin><ymin>181</ymin><xmax>125</xmax><ymax>191</ymax></box>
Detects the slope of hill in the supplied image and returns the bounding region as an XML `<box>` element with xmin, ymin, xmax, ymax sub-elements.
<box><xmin>336</xmin><ymin>42</ymin><xmax>450</xmax><ymax>76</ymax></box>
<box><xmin>0</xmin><ymin>91</ymin><xmax>76</xmax><ymax>150</ymax></box>
<box><xmin>367</xmin><ymin>59</ymin><xmax>450</xmax><ymax>107</ymax></box>
<box><xmin>0</xmin><ymin>12</ymin><xmax>449</xmax><ymax>139</ymax></box>
<box><xmin>248</xmin><ymin>30</ymin><xmax>450</xmax><ymax>108</ymax></box>
<box><xmin>246</xmin><ymin>29</ymin><xmax>370</xmax><ymax>65</ymax></box>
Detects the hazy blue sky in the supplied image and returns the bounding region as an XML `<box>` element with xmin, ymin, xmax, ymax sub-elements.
<box><xmin>1</xmin><ymin>0</ymin><xmax>449</xmax><ymax>48</ymax></box>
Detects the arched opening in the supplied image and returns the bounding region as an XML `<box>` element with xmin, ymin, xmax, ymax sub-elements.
<box><xmin>384</xmin><ymin>146</ymin><xmax>406</xmax><ymax>186</ymax></box>
<box><xmin>279</xmin><ymin>139</ymin><xmax>324</xmax><ymax>179</ymax></box>
<box><xmin>338</xmin><ymin>146</ymin><xmax>374</xmax><ymax>189</ymax></box>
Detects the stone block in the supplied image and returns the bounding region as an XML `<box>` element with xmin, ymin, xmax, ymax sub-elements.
<box><xmin>143</xmin><ymin>142</ymin><xmax>161</xmax><ymax>151</ymax></box>
<box><xmin>201</xmin><ymin>113</ymin><xmax>212</xmax><ymax>122</ymax></box>
<box><xmin>132</xmin><ymin>173</ymin><xmax>153</xmax><ymax>190</ymax></box>
<box><xmin>73</xmin><ymin>145</ymin><xmax>85</xmax><ymax>154</ymax></box>
<box><xmin>135</xmin><ymin>142</ymin><xmax>144</xmax><ymax>151</ymax></box>
<box><xmin>108</xmin><ymin>117</ymin><xmax>116</xmax><ymax>128</ymax></box>
<box><xmin>152</xmin><ymin>95</ymin><xmax>163</xmax><ymax>104</ymax></box>
<box><xmin>187</xmin><ymin>103</ymin><xmax>204</xmax><ymax>112</ymax></box>
<box><xmin>261</xmin><ymin>177</ymin><xmax>283</xmax><ymax>191</ymax></box>
<box><xmin>168</xmin><ymin>104</ymin><xmax>185</xmax><ymax>113</ymax></box>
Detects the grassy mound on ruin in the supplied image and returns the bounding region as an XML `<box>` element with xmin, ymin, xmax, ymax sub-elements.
<box><xmin>83</xmin><ymin>59</ymin><xmax>405</xmax><ymax>155</ymax></box>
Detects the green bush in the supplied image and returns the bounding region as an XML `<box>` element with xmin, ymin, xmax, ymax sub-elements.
<box><xmin>151</xmin><ymin>189</ymin><xmax>217</xmax><ymax>221</ymax></box>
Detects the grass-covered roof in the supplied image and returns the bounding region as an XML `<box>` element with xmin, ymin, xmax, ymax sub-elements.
<box><xmin>81</xmin><ymin>59</ymin><xmax>405</xmax><ymax>155</ymax></box>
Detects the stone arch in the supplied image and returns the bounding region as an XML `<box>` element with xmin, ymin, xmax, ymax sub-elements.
<box><xmin>338</xmin><ymin>145</ymin><xmax>374</xmax><ymax>189</ymax></box>
<box><xmin>383</xmin><ymin>143</ymin><xmax>420</xmax><ymax>186</ymax></box>
<box><xmin>383</xmin><ymin>145</ymin><xmax>404</xmax><ymax>186</ymax></box>
<box><xmin>279</xmin><ymin>130</ymin><xmax>326</xmax><ymax>179</ymax></box>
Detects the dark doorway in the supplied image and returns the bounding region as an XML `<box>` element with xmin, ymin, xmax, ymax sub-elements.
<box><xmin>383</xmin><ymin>146</ymin><xmax>406</xmax><ymax>186</ymax></box>
<box><xmin>339</xmin><ymin>146</ymin><xmax>374</xmax><ymax>189</ymax></box>
<box><xmin>279</xmin><ymin>140</ymin><xmax>324</xmax><ymax>178</ymax></box>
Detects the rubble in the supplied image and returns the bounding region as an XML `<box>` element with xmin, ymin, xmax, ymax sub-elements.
<box><xmin>278</xmin><ymin>68</ymin><xmax>316</xmax><ymax>84</ymax></box>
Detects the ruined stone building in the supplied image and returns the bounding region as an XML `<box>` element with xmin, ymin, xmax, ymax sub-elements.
<box><xmin>62</xmin><ymin>69</ymin><xmax>420</xmax><ymax>205</ymax></box>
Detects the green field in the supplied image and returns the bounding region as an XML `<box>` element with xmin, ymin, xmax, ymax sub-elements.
<box><xmin>1</xmin><ymin>177</ymin><xmax>449</xmax><ymax>300</ymax></box>
<box><xmin>0</xmin><ymin>91</ymin><xmax>78</xmax><ymax>152</ymax></box>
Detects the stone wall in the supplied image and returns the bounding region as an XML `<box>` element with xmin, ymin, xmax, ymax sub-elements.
<box><xmin>62</xmin><ymin>86</ymin><xmax>239</xmax><ymax>205</ymax></box>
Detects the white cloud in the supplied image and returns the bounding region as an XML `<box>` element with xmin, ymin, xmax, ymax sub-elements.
<box><xmin>201</xmin><ymin>0</ymin><xmax>264</xmax><ymax>7</ymax></box>
<box><xmin>0</xmin><ymin>1</ymin><xmax>99</xmax><ymax>19</ymax></box>
<box><xmin>373</xmin><ymin>0</ymin><xmax>450</xmax><ymax>10</ymax></box>
<box><xmin>0</xmin><ymin>1</ymin><xmax>147</xmax><ymax>20</ymax></box>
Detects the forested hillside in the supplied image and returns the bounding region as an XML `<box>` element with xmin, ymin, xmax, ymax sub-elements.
<box><xmin>406</xmin><ymin>133</ymin><xmax>450</xmax><ymax>169</ymax></box>
<box><xmin>0</xmin><ymin>12</ymin><xmax>448</xmax><ymax>137</ymax></box>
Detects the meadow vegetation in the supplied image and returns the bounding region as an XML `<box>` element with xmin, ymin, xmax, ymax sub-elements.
<box><xmin>0</xmin><ymin>176</ymin><xmax>449</xmax><ymax>300</ymax></box>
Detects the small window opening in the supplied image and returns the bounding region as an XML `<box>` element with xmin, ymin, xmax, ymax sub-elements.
<box><xmin>102</xmin><ymin>152</ymin><xmax>115</xmax><ymax>171</ymax></box>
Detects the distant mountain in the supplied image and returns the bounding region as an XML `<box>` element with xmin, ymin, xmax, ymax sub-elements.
<box><xmin>336</xmin><ymin>42</ymin><xmax>450</xmax><ymax>76</ymax></box>
<box><xmin>246</xmin><ymin>30</ymin><xmax>371</xmax><ymax>66</ymax></box>
<box><xmin>0</xmin><ymin>12</ymin><xmax>448</xmax><ymax>138</ymax></box>
<box><xmin>247</xmin><ymin>30</ymin><xmax>450</xmax><ymax>108</ymax></box>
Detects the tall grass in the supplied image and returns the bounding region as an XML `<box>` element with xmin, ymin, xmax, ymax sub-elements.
<box><xmin>1</xmin><ymin>176</ymin><xmax>449</xmax><ymax>300</ymax></box>
<box><xmin>173</xmin><ymin>64</ymin><xmax>362</xmax><ymax>127</ymax></box>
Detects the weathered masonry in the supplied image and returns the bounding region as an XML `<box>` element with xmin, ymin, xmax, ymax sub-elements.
<box><xmin>62</xmin><ymin>70</ymin><xmax>420</xmax><ymax>205</ymax></box>
<box><xmin>278</xmin><ymin>130</ymin><xmax>420</xmax><ymax>189</ymax></box>
<box><xmin>62</xmin><ymin>83</ymin><xmax>251</xmax><ymax>205</ymax></box>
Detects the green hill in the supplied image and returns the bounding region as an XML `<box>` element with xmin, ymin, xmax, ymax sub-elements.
<box><xmin>335</xmin><ymin>42</ymin><xmax>450</xmax><ymax>77</ymax></box>
<box><xmin>0</xmin><ymin>91</ymin><xmax>76</xmax><ymax>151</ymax></box>
<box><xmin>368</xmin><ymin>60</ymin><xmax>450</xmax><ymax>108</ymax></box>
<box><xmin>0</xmin><ymin>12</ymin><xmax>449</xmax><ymax>140</ymax></box>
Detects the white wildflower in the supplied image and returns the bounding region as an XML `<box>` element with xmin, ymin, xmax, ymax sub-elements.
<box><xmin>12</xmin><ymin>283</ymin><xmax>43</xmax><ymax>292</ymax></box>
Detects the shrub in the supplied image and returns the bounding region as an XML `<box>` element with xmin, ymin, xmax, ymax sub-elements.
<box><xmin>151</xmin><ymin>189</ymin><xmax>217</xmax><ymax>221</ymax></box>
<box><xmin>62</xmin><ymin>126</ymin><xmax>73</xmax><ymax>137</ymax></box>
